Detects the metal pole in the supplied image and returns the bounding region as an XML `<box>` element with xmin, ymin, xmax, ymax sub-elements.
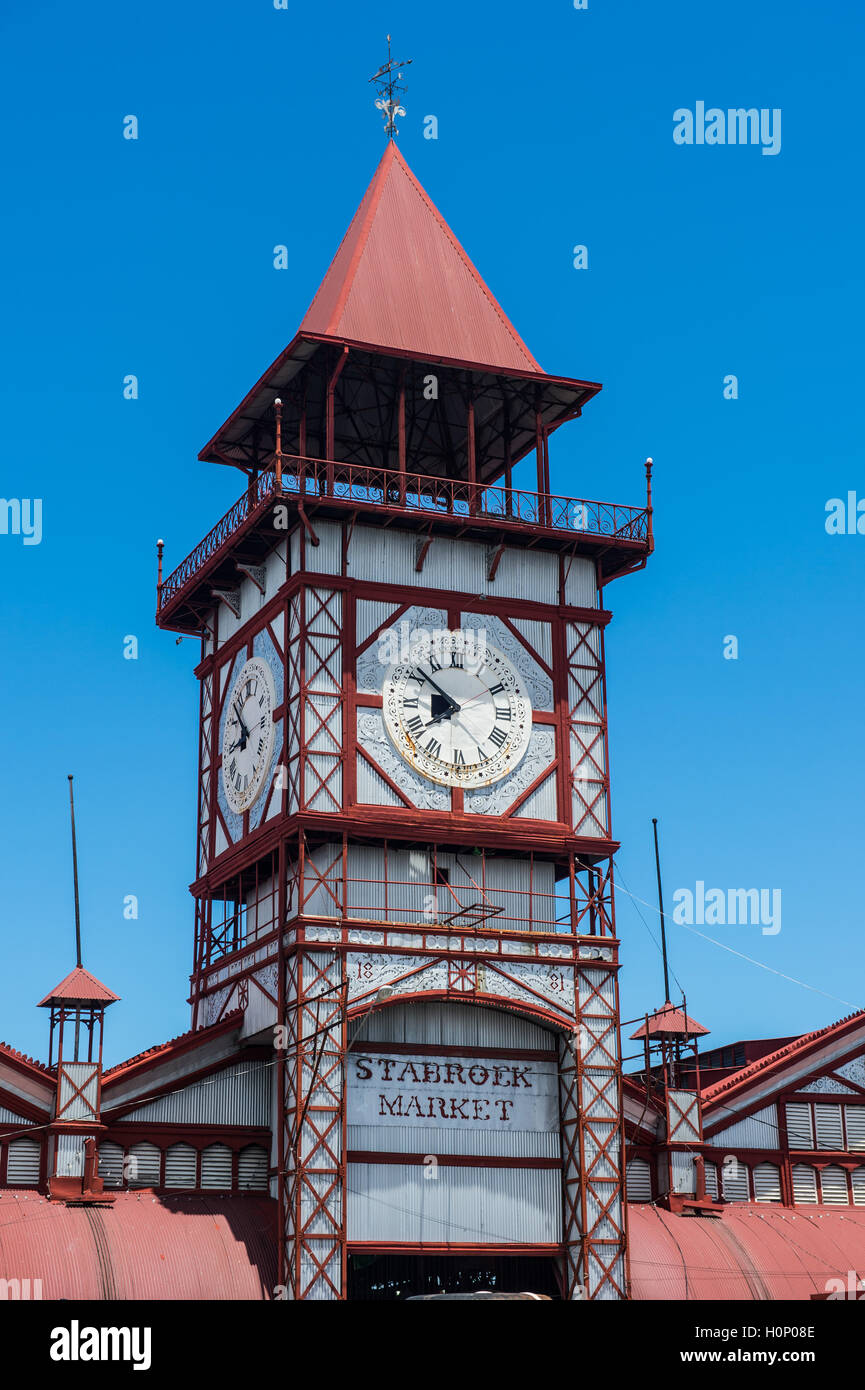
<box><xmin>68</xmin><ymin>776</ymin><xmax>82</xmax><ymax>969</ymax></box>
<box><xmin>652</xmin><ymin>817</ymin><xmax>671</xmax><ymax>1002</ymax></box>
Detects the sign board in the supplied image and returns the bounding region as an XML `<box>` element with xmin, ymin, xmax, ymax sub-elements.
<box><xmin>348</xmin><ymin>1051</ymin><xmax>559</xmax><ymax>1132</ymax></box>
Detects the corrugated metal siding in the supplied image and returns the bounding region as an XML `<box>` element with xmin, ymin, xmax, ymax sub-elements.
<box><xmin>852</xmin><ymin>1166</ymin><xmax>865</xmax><ymax>1206</ymax></box>
<box><xmin>563</xmin><ymin>556</ymin><xmax>597</xmax><ymax>609</ymax></box>
<box><xmin>847</xmin><ymin>1107</ymin><xmax>865</xmax><ymax>1150</ymax></box>
<box><xmin>238</xmin><ymin>1145</ymin><xmax>269</xmax><ymax>1191</ymax></box>
<box><xmin>786</xmin><ymin>1103</ymin><xmax>814</xmax><ymax>1149</ymax></box>
<box><xmin>353</xmin><ymin>1000</ymin><xmax>553</xmax><ymax>1051</ymax></box>
<box><xmin>711</xmin><ymin>1104</ymin><xmax>779</xmax><ymax>1150</ymax></box>
<box><xmin>127</xmin><ymin>1142</ymin><xmax>160</xmax><ymax>1188</ymax></box>
<box><xmin>792</xmin><ymin>1164</ymin><xmax>818</xmax><ymax>1204</ymax></box>
<box><xmin>0</xmin><ymin>1105</ymin><xmax>28</xmax><ymax>1125</ymax></box>
<box><xmin>164</xmin><ymin>1144</ymin><xmax>197</xmax><ymax>1189</ymax></box>
<box><xmin>347</xmin><ymin>526</ymin><xmax>558</xmax><ymax>605</ymax></box>
<box><xmin>347</xmin><ymin>1125</ymin><xmax>559</xmax><ymax>1159</ymax></box>
<box><xmin>753</xmin><ymin>1162</ymin><xmax>782</xmax><ymax>1203</ymax></box>
<box><xmin>820</xmin><ymin>1165</ymin><xmax>850</xmax><ymax>1205</ymax></box>
<box><xmin>346</xmin><ymin>1161</ymin><xmax>561</xmax><ymax>1244</ymax></box>
<box><xmin>6</xmin><ymin>1139</ymin><xmax>40</xmax><ymax>1186</ymax></box>
<box><xmin>704</xmin><ymin>1161</ymin><xmax>719</xmax><ymax>1199</ymax></box>
<box><xmin>55</xmin><ymin>1133</ymin><xmax>86</xmax><ymax>1178</ymax></box>
<box><xmin>122</xmin><ymin>1059</ymin><xmax>271</xmax><ymax>1127</ymax></box>
<box><xmin>815</xmin><ymin>1104</ymin><xmax>844</xmax><ymax>1149</ymax></box>
<box><xmin>58</xmin><ymin>1062</ymin><xmax>98</xmax><ymax>1121</ymax></box>
<box><xmin>672</xmin><ymin>1151</ymin><xmax>695</xmax><ymax>1194</ymax></box>
<box><xmin>304</xmin><ymin>520</ymin><xmax>342</xmax><ymax>575</ymax></box>
<box><xmin>626</xmin><ymin>1158</ymin><xmax>652</xmax><ymax>1202</ymax></box>
<box><xmin>722</xmin><ymin>1160</ymin><xmax>749</xmax><ymax>1202</ymax></box>
<box><xmin>98</xmin><ymin>1142</ymin><xmax>124</xmax><ymax>1188</ymax></box>
<box><xmin>201</xmin><ymin>1144</ymin><xmax>233</xmax><ymax>1190</ymax></box>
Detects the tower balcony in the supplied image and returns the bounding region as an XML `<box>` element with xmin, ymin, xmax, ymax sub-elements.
<box><xmin>157</xmin><ymin>454</ymin><xmax>653</xmax><ymax>633</ymax></box>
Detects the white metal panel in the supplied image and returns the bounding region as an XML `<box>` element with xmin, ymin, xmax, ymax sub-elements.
<box><xmin>626</xmin><ymin>1158</ymin><xmax>652</xmax><ymax>1202</ymax></box>
<box><xmin>563</xmin><ymin>555</ymin><xmax>597</xmax><ymax>609</ymax></box>
<box><xmin>704</xmin><ymin>1161</ymin><xmax>719</xmax><ymax>1199</ymax></box>
<box><xmin>753</xmin><ymin>1162</ymin><xmax>782</xmax><ymax>1203</ymax></box>
<box><xmin>164</xmin><ymin>1144</ymin><xmax>197</xmax><ymax>1189</ymax></box>
<box><xmin>98</xmin><ymin>1142</ymin><xmax>124</xmax><ymax>1188</ymax></box>
<box><xmin>820</xmin><ymin>1165</ymin><xmax>850</xmax><ymax>1205</ymax></box>
<box><xmin>122</xmin><ymin>1059</ymin><xmax>271</xmax><ymax>1127</ymax></box>
<box><xmin>238</xmin><ymin>1145</ymin><xmax>269</xmax><ymax>1191</ymax></box>
<box><xmin>508</xmin><ymin>617</ymin><xmax>552</xmax><ymax>667</ymax></box>
<box><xmin>785</xmin><ymin>1103</ymin><xmax>814</xmax><ymax>1150</ymax></box>
<box><xmin>0</xmin><ymin>1105</ymin><xmax>28</xmax><ymax>1125</ymax></box>
<box><xmin>347</xmin><ymin>1124</ymin><xmax>559</xmax><ymax>1159</ymax></box>
<box><xmin>305</xmin><ymin>520</ymin><xmax>342</xmax><ymax>575</ymax></box>
<box><xmin>711</xmin><ymin>1104</ymin><xmax>779</xmax><ymax>1150</ymax></box>
<box><xmin>671</xmin><ymin>1151</ymin><xmax>695</xmax><ymax>1194</ymax></box>
<box><xmin>846</xmin><ymin>1106</ymin><xmax>865</xmax><ymax>1151</ymax></box>
<box><xmin>852</xmin><ymin>1166</ymin><xmax>865</xmax><ymax>1206</ymax></box>
<box><xmin>200</xmin><ymin>1144</ymin><xmax>233</xmax><ymax>1189</ymax></box>
<box><xmin>6</xmin><ymin>1138</ymin><xmax>40</xmax><ymax>1185</ymax></box>
<box><xmin>721</xmin><ymin>1159</ymin><xmax>749</xmax><ymax>1202</ymax></box>
<box><xmin>792</xmin><ymin>1164</ymin><xmax>818</xmax><ymax>1204</ymax></box>
<box><xmin>346</xmin><ymin>1160</ymin><xmax>561</xmax><ymax>1244</ymax></box>
<box><xmin>353</xmin><ymin>1000</ymin><xmax>554</xmax><ymax>1051</ymax></box>
<box><xmin>815</xmin><ymin>1104</ymin><xmax>844</xmax><ymax>1150</ymax></box>
<box><xmin>58</xmin><ymin>1062</ymin><xmax>98</xmax><ymax>1121</ymax></box>
<box><xmin>127</xmin><ymin>1142</ymin><xmax>161</xmax><ymax>1188</ymax></box>
<box><xmin>356</xmin><ymin>599</ymin><xmax>401</xmax><ymax>649</ymax></box>
<box><xmin>55</xmin><ymin>1133</ymin><xmax>86</xmax><ymax>1178</ymax></box>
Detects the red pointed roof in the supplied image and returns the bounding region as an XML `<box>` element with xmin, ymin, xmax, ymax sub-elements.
<box><xmin>300</xmin><ymin>141</ymin><xmax>542</xmax><ymax>374</ymax></box>
<box><xmin>630</xmin><ymin>1002</ymin><xmax>710</xmax><ymax>1040</ymax></box>
<box><xmin>37</xmin><ymin>966</ymin><xmax>120</xmax><ymax>1009</ymax></box>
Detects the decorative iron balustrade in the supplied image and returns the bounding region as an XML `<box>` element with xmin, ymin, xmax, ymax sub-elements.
<box><xmin>159</xmin><ymin>455</ymin><xmax>650</xmax><ymax>611</ymax></box>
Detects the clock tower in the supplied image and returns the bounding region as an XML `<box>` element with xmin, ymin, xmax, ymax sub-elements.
<box><xmin>157</xmin><ymin>139</ymin><xmax>652</xmax><ymax>1301</ymax></box>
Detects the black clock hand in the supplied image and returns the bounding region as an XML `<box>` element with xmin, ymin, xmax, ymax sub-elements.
<box><xmin>232</xmin><ymin>701</ymin><xmax>250</xmax><ymax>744</ymax></box>
<box><xmin>414</xmin><ymin>668</ymin><xmax>459</xmax><ymax>714</ymax></box>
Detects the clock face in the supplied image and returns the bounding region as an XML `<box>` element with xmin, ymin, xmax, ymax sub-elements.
<box><xmin>382</xmin><ymin>631</ymin><xmax>532</xmax><ymax>788</ymax></box>
<box><xmin>221</xmin><ymin>656</ymin><xmax>277</xmax><ymax>814</ymax></box>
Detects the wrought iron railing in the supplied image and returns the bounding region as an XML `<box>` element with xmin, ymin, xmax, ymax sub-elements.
<box><xmin>159</xmin><ymin>454</ymin><xmax>650</xmax><ymax>611</ymax></box>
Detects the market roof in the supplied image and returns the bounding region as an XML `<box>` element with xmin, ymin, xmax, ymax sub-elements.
<box><xmin>630</xmin><ymin>1001</ymin><xmax>710</xmax><ymax>1041</ymax></box>
<box><xmin>702</xmin><ymin>1007</ymin><xmax>865</xmax><ymax>1104</ymax></box>
<box><xmin>629</xmin><ymin>1202</ymin><xmax>865</xmax><ymax>1301</ymax></box>
<box><xmin>300</xmin><ymin>140</ymin><xmax>542</xmax><ymax>373</ymax></box>
<box><xmin>37</xmin><ymin>966</ymin><xmax>120</xmax><ymax>1009</ymax></box>
<box><xmin>0</xmin><ymin>1190</ymin><xmax>275</xmax><ymax>1300</ymax></box>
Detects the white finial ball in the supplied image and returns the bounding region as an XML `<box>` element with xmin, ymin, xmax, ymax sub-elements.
<box><xmin>646</xmin><ymin>457</ymin><xmax>653</xmax><ymax>465</ymax></box>
<box><xmin>157</xmin><ymin>538</ymin><xmax>164</xmax><ymax>546</ymax></box>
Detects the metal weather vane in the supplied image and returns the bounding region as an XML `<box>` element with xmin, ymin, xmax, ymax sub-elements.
<box><xmin>369</xmin><ymin>34</ymin><xmax>412</xmax><ymax>140</ymax></box>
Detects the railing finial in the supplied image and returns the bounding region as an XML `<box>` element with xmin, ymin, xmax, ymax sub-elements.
<box><xmin>157</xmin><ymin>538</ymin><xmax>164</xmax><ymax>593</ymax></box>
<box><xmin>645</xmin><ymin>457</ymin><xmax>654</xmax><ymax>551</ymax></box>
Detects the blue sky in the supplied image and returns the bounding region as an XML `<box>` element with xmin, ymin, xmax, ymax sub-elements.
<box><xmin>0</xmin><ymin>0</ymin><xmax>862</xmax><ymax>1066</ymax></box>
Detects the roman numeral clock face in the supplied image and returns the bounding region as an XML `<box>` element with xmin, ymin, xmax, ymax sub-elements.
<box><xmin>382</xmin><ymin>632</ymin><xmax>532</xmax><ymax>788</ymax></box>
<box><xmin>221</xmin><ymin>657</ymin><xmax>277</xmax><ymax>815</ymax></box>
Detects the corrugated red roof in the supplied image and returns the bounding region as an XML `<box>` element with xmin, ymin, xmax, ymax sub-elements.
<box><xmin>630</xmin><ymin>1002</ymin><xmax>710</xmax><ymax>1040</ymax></box>
<box><xmin>37</xmin><ymin>966</ymin><xmax>119</xmax><ymax>1008</ymax></box>
<box><xmin>0</xmin><ymin>1190</ymin><xmax>276</xmax><ymax>1300</ymax></box>
<box><xmin>629</xmin><ymin>1202</ymin><xmax>865</xmax><ymax>1300</ymax></box>
<box><xmin>0</xmin><ymin>1041</ymin><xmax>53</xmax><ymax>1079</ymax></box>
<box><xmin>300</xmin><ymin>141</ymin><xmax>542</xmax><ymax>374</ymax></box>
<box><xmin>703</xmin><ymin>1008</ymin><xmax>865</xmax><ymax>1104</ymax></box>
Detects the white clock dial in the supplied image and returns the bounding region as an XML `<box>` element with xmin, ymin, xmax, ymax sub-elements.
<box><xmin>221</xmin><ymin>656</ymin><xmax>277</xmax><ymax>814</ymax></box>
<box><xmin>382</xmin><ymin>631</ymin><xmax>532</xmax><ymax>789</ymax></box>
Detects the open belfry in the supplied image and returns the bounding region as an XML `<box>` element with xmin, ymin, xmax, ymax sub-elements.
<box><xmin>6</xmin><ymin>59</ymin><xmax>865</xmax><ymax>1307</ymax></box>
<box><xmin>154</xmin><ymin>126</ymin><xmax>652</xmax><ymax>1300</ymax></box>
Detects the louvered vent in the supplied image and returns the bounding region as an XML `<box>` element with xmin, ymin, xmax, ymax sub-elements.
<box><xmin>792</xmin><ymin>1164</ymin><xmax>818</xmax><ymax>1204</ymax></box>
<box><xmin>851</xmin><ymin>1166</ymin><xmax>865</xmax><ymax>1206</ymax></box>
<box><xmin>98</xmin><ymin>1142</ymin><xmax>124</xmax><ymax>1188</ymax></box>
<box><xmin>814</xmin><ymin>1105</ymin><xmax>843</xmax><ymax>1150</ymax></box>
<box><xmin>200</xmin><ymin>1144</ymin><xmax>233</xmax><ymax>1189</ymax></box>
<box><xmin>625</xmin><ymin>1158</ymin><xmax>652</xmax><ymax>1203</ymax></box>
<box><xmin>722</xmin><ymin>1160</ymin><xmax>749</xmax><ymax>1202</ymax></box>
<box><xmin>753</xmin><ymin>1162</ymin><xmax>782</xmax><ymax>1203</ymax></box>
<box><xmin>704</xmin><ymin>1162</ymin><xmax>719</xmax><ymax>1200</ymax></box>
<box><xmin>127</xmin><ymin>1142</ymin><xmax>161</xmax><ymax>1188</ymax></box>
<box><xmin>238</xmin><ymin>1145</ymin><xmax>269</xmax><ymax>1192</ymax></box>
<box><xmin>164</xmin><ymin>1144</ymin><xmax>198</xmax><ymax>1189</ymax></box>
<box><xmin>785</xmin><ymin>1103</ymin><xmax>813</xmax><ymax>1150</ymax></box>
<box><xmin>845</xmin><ymin>1107</ymin><xmax>865</xmax><ymax>1151</ymax></box>
<box><xmin>820</xmin><ymin>1164</ymin><xmax>849</xmax><ymax>1205</ymax></box>
<box><xmin>6</xmin><ymin>1138</ymin><xmax>40</xmax><ymax>1186</ymax></box>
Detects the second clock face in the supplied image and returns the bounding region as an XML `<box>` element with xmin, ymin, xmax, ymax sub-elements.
<box><xmin>221</xmin><ymin>656</ymin><xmax>277</xmax><ymax>815</ymax></box>
<box><xmin>382</xmin><ymin>631</ymin><xmax>532</xmax><ymax>788</ymax></box>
